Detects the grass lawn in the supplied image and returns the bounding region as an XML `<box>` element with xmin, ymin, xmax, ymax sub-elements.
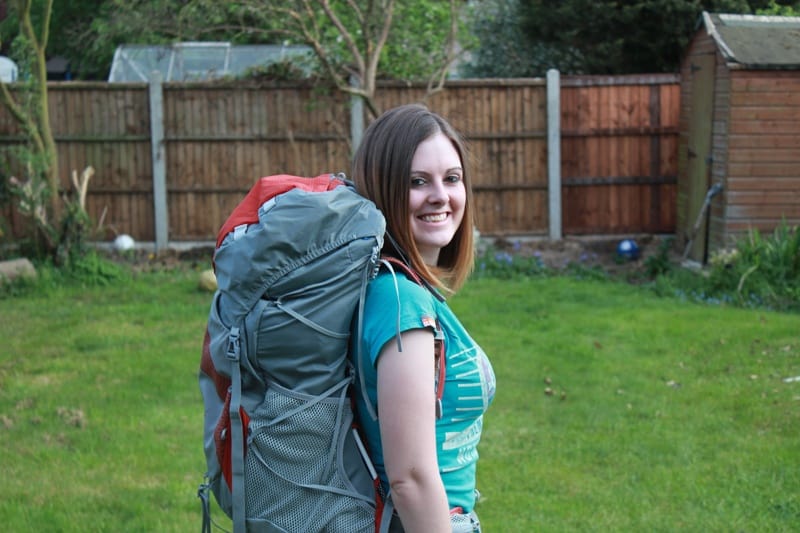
<box><xmin>0</xmin><ymin>269</ymin><xmax>798</xmax><ymax>531</ymax></box>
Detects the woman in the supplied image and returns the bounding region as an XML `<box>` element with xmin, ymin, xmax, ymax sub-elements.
<box><xmin>352</xmin><ymin>104</ymin><xmax>496</xmax><ymax>533</ymax></box>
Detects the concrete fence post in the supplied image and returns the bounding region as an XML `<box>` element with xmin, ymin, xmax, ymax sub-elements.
<box><xmin>350</xmin><ymin>76</ymin><xmax>364</xmax><ymax>156</ymax></box>
<box><xmin>148</xmin><ymin>70</ymin><xmax>169</xmax><ymax>252</ymax></box>
<box><xmin>547</xmin><ymin>68</ymin><xmax>562</xmax><ymax>241</ymax></box>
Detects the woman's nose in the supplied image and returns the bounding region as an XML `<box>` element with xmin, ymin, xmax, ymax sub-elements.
<box><xmin>427</xmin><ymin>179</ymin><xmax>448</xmax><ymax>204</ymax></box>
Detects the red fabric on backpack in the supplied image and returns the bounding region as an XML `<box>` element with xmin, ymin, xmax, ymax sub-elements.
<box><xmin>214</xmin><ymin>391</ymin><xmax>251</xmax><ymax>492</ymax></box>
<box><xmin>216</xmin><ymin>174</ymin><xmax>344</xmax><ymax>248</ymax></box>
<box><xmin>200</xmin><ymin>329</ymin><xmax>229</xmax><ymax>401</ymax></box>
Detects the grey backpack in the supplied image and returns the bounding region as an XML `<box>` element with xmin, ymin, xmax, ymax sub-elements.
<box><xmin>198</xmin><ymin>174</ymin><xmax>387</xmax><ymax>533</ymax></box>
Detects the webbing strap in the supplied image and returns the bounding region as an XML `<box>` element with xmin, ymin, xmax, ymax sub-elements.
<box><xmin>357</xmin><ymin>252</ymin><xmax>380</xmax><ymax>421</ymax></box>
<box><xmin>378</xmin><ymin>493</ymin><xmax>395</xmax><ymax>533</ymax></box>
<box><xmin>197</xmin><ymin>480</ymin><xmax>212</xmax><ymax>533</ymax></box>
<box><xmin>380</xmin><ymin>259</ymin><xmax>405</xmax><ymax>354</ymax></box>
<box><xmin>227</xmin><ymin>327</ymin><xmax>246</xmax><ymax>533</ymax></box>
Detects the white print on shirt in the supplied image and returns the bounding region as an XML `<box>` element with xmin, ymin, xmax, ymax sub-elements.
<box><xmin>438</xmin><ymin>339</ymin><xmax>495</xmax><ymax>471</ymax></box>
<box><xmin>442</xmin><ymin>418</ymin><xmax>483</xmax><ymax>468</ymax></box>
<box><xmin>447</xmin><ymin>345</ymin><xmax>496</xmax><ymax>423</ymax></box>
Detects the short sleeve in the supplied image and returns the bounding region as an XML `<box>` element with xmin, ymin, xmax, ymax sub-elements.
<box><xmin>361</xmin><ymin>271</ymin><xmax>438</xmax><ymax>367</ymax></box>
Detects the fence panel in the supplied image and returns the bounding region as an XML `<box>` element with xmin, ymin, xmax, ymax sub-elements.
<box><xmin>560</xmin><ymin>75</ymin><xmax>679</xmax><ymax>235</ymax></box>
<box><xmin>1</xmin><ymin>83</ymin><xmax>154</xmax><ymax>240</ymax></box>
<box><xmin>161</xmin><ymin>83</ymin><xmax>350</xmax><ymax>240</ymax></box>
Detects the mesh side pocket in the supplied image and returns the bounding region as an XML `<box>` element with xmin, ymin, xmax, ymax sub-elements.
<box><xmin>244</xmin><ymin>385</ymin><xmax>374</xmax><ymax>532</ymax></box>
<box><xmin>450</xmin><ymin>510</ymin><xmax>481</xmax><ymax>533</ymax></box>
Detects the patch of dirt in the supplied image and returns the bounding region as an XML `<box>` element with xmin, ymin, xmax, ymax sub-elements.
<box><xmin>488</xmin><ymin>234</ymin><xmax>678</xmax><ymax>278</ymax></box>
<box><xmin>104</xmin><ymin>245</ymin><xmax>215</xmax><ymax>274</ymax></box>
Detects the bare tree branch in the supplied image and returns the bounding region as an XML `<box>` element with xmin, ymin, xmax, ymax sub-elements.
<box><xmin>319</xmin><ymin>0</ymin><xmax>365</xmax><ymax>75</ymax></box>
<box><xmin>364</xmin><ymin>0</ymin><xmax>394</xmax><ymax>99</ymax></box>
<box><xmin>424</xmin><ymin>0</ymin><xmax>461</xmax><ymax>99</ymax></box>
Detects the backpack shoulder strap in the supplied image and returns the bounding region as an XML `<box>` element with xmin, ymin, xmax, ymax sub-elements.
<box><xmin>379</xmin><ymin>256</ymin><xmax>445</xmax><ymax>303</ymax></box>
<box><xmin>357</xmin><ymin>256</ymin><xmax>446</xmax><ymax>421</ymax></box>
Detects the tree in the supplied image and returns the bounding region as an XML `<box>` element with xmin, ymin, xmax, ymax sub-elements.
<box><xmin>80</xmin><ymin>0</ymin><xmax>466</xmax><ymax>118</ymax></box>
<box><xmin>756</xmin><ymin>0</ymin><xmax>800</xmax><ymax>14</ymax></box>
<box><xmin>460</xmin><ymin>0</ymin><xmax>581</xmax><ymax>77</ymax></box>
<box><xmin>224</xmin><ymin>0</ymin><xmax>462</xmax><ymax>117</ymax></box>
<box><xmin>1</xmin><ymin>0</ymin><xmax>94</xmax><ymax>263</ymax></box>
<box><xmin>464</xmin><ymin>0</ymin><xmax>797</xmax><ymax>76</ymax></box>
<box><xmin>1</xmin><ymin>0</ymin><xmax>59</xmax><ymax>222</ymax></box>
<box><xmin>0</xmin><ymin>0</ymin><xmax>106</xmax><ymax>78</ymax></box>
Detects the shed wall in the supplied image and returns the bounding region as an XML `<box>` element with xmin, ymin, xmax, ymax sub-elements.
<box><xmin>724</xmin><ymin>70</ymin><xmax>800</xmax><ymax>241</ymax></box>
<box><xmin>677</xmin><ymin>29</ymin><xmax>720</xmax><ymax>256</ymax></box>
<box><xmin>679</xmin><ymin>25</ymin><xmax>800</xmax><ymax>260</ymax></box>
<box><xmin>709</xmin><ymin>44</ymin><xmax>731</xmax><ymax>254</ymax></box>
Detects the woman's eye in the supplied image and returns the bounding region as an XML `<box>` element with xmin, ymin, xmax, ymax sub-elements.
<box><xmin>446</xmin><ymin>174</ymin><xmax>462</xmax><ymax>183</ymax></box>
<box><xmin>411</xmin><ymin>177</ymin><xmax>426</xmax><ymax>186</ymax></box>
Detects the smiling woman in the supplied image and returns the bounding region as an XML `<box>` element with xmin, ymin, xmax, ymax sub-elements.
<box><xmin>351</xmin><ymin>104</ymin><xmax>494</xmax><ymax>533</ymax></box>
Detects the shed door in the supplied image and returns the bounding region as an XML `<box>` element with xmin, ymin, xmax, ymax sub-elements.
<box><xmin>685</xmin><ymin>53</ymin><xmax>716</xmax><ymax>262</ymax></box>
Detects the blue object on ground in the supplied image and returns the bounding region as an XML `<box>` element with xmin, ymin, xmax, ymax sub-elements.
<box><xmin>617</xmin><ymin>239</ymin><xmax>640</xmax><ymax>261</ymax></box>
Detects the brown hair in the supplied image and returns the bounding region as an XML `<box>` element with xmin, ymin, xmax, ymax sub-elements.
<box><xmin>352</xmin><ymin>104</ymin><xmax>475</xmax><ymax>292</ymax></box>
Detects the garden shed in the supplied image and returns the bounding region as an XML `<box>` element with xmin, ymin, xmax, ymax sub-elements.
<box><xmin>677</xmin><ymin>12</ymin><xmax>800</xmax><ymax>263</ymax></box>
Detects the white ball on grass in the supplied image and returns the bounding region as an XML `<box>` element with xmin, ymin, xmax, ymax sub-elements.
<box><xmin>114</xmin><ymin>234</ymin><xmax>135</xmax><ymax>252</ymax></box>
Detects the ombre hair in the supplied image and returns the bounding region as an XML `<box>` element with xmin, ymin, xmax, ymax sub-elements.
<box><xmin>352</xmin><ymin>104</ymin><xmax>475</xmax><ymax>292</ymax></box>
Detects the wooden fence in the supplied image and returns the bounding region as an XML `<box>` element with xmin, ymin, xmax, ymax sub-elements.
<box><xmin>0</xmin><ymin>74</ymin><xmax>680</xmax><ymax>245</ymax></box>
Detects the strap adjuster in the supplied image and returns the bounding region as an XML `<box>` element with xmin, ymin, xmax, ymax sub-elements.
<box><xmin>226</xmin><ymin>327</ymin><xmax>241</xmax><ymax>361</ymax></box>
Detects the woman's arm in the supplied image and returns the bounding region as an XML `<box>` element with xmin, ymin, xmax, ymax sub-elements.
<box><xmin>377</xmin><ymin>328</ymin><xmax>450</xmax><ymax>533</ymax></box>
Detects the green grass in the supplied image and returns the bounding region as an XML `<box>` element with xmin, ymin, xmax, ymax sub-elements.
<box><xmin>0</xmin><ymin>270</ymin><xmax>210</xmax><ymax>532</ymax></box>
<box><xmin>454</xmin><ymin>277</ymin><xmax>800</xmax><ymax>532</ymax></box>
<box><xmin>1</xmin><ymin>270</ymin><xmax>798</xmax><ymax>532</ymax></box>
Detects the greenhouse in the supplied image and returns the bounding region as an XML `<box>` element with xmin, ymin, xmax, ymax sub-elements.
<box><xmin>108</xmin><ymin>42</ymin><xmax>312</xmax><ymax>82</ymax></box>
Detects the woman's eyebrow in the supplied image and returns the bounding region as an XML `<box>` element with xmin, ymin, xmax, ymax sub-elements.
<box><xmin>410</xmin><ymin>166</ymin><xmax>463</xmax><ymax>174</ymax></box>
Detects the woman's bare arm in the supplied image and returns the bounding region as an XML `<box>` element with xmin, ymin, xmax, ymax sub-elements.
<box><xmin>377</xmin><ymin>328</ymin><xmax>450</xmax><ymax>533</ymax></box>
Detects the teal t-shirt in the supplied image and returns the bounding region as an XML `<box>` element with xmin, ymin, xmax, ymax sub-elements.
<box><xmin>353</xmin><ymin>270</ymin><xmax>496</xmax><ymax>512</ymax></box>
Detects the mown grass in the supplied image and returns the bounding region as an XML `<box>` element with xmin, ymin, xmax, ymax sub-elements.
<box><xmin>458</xmin><ymin>277</ymin><xmax>799</xmax><ymax>531</ymax></box>
<box><xmin>1</xmin><ymin>267</ymin><xmax>798</xmax><ymax>532</ymax></box>
<box><xmin>0</xmin><ymin>269</ymin><xmax>209</xmax><ymax>532</ymax></box>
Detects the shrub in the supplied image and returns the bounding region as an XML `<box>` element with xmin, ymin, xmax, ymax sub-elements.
<box><xmin>651</xmin><ymin>222</ymin><xmax>799</xmax><ymax>312</ymax></box>
<box><xmin>0</xmin><ymin>250</ymin><xmax>129</xmax><ymax>299</ymax></box>
<box><xmin>644</xmin><ymin>237</ymin><xmax>675</xmax><ymax>277</ymax></box>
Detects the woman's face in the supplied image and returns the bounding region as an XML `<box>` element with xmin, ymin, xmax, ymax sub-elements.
<box><xmin>408</xmin><ymin>132</ymin><xmax>466</xmax><ymax>265</ymax></box>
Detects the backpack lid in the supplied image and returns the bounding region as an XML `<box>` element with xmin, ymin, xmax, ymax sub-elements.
<box><xmin>216</xmin><ymin>174</ymin><xmax>344</xmax><ymax>248</ymax></box>
<box><xmin>212</xmin><ymin>175</ymin><xmax>385</xmax><ymax>327</ymax></box>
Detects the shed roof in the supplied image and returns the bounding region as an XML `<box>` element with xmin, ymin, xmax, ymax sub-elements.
<box><xmin>702</xmin><ymin>12</ymin><xmax>800</xmax><ymax>69</ymax></box>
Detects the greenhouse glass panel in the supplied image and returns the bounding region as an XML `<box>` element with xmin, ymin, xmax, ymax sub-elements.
<box><xmin>108</xmin><ymin>42</ymin><xmax>312</xmax><ymax>82</ymax></box>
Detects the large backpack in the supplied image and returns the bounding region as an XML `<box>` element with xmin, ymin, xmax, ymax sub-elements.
<box><xmin>198</xmin><ymin>173</ymin><xmax>388</xmax><ymax>533</ymax></box>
